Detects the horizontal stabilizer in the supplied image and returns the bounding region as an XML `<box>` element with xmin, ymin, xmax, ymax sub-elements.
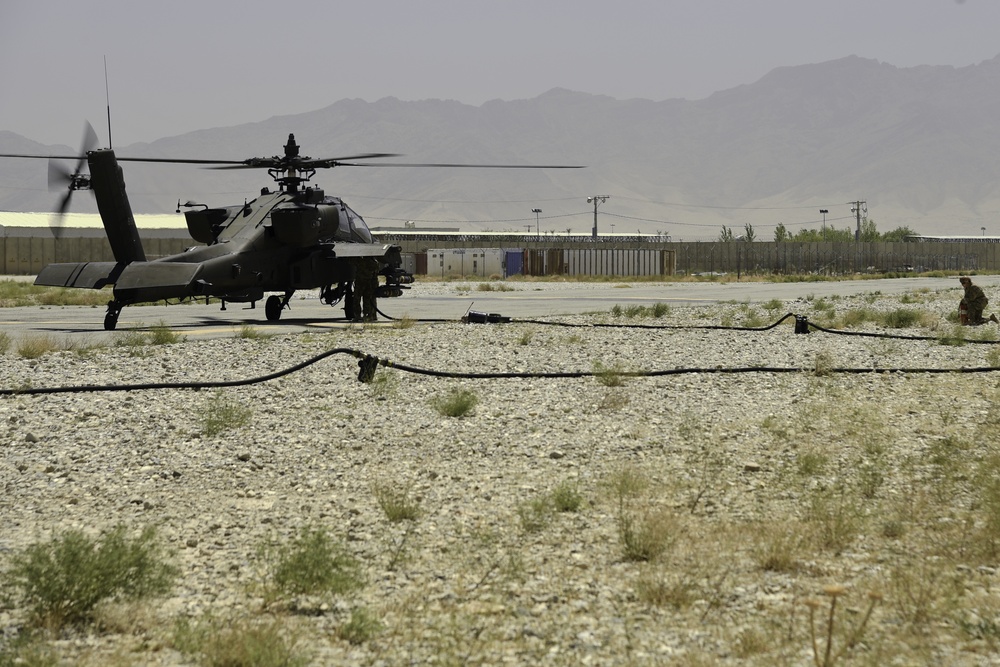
<box><xmin>35</xmin><ymin>262</ymin><xmax>123</xmax><ymax>289</ymax></box>
<box><xmin>116</xmin><ymin>262</ymin><xmax>202</xmax><ymax>290</ymax></box>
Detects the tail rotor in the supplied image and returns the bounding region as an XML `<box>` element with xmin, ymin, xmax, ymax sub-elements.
<box><xmin>46</xmin><ymin>121</ymin><xmax>98</xmax><ymax>237</ymax></box>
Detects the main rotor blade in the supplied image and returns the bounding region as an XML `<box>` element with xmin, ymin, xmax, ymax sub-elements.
<box><xmin>336</xmin><ymin>162</ymin><xmax>586</xmax><ymax>169</ymax></box>
<box><xmin>0</xmin><ymin>153</ymin><xmax>82</xmax><ymax>160</ymax></box>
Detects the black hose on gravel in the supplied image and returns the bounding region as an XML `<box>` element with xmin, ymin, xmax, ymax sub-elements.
<box><xmin>3</xmin><ymin>313</ymin><xmax>999</xmax><ymax>395</ymax></box>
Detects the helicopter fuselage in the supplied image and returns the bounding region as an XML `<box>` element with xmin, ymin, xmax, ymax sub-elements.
<box><xmin>33</xmin><ymin>145</ymin><xmax>410</xmax><ymax>329</ymax></box>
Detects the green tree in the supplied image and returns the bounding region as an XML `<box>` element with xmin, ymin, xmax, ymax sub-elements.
<box><xmin>859</xmin><ymin>218</ymin><xmax>880</xmax><ymax>242</ymax></box>
<box><xmin>743</xmin><ymin>223</ymin><xmax>756</xmax><ymax>242</ymax></box>
<box><xmin>719</xmin><ymin>226</ymin><xmax>735</xmax><ymax>242</ymax></box>
<box><xmin>881</xmin><ymin>225</ymin><xmax>917</xmax><ymax>242</ymax></box>
<box><xmin>774</xmin><ymin>223</ymin><xmax>790</xmax><ymax>242</ymax></box>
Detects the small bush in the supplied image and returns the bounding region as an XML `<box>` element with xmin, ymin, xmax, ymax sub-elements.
<box><xmin>0</xmin><ymin>331</ymin><xmax>10</xmax><ymax>354</ymax></box>
<box><xmin>635</xmin><ymin>569</ymin><xmax>697</xmax><ymax>609</ymax></box>
<box><xmin>477</xmin><ymin>282</ymin><xmax>514</xmax><ymax>292</ymax></box>
<box><xmin>200</xmin><ymin>390</ymin><xmax>252</xmax><ymax>437</ymax></box>
<box><xmin>605</xmin><ymin>465</ymin><xmax>649</xmax><ymax>504</ymax></box>
<box><xmin>619</xmin><ymin>509</ymin><xmax>678</xmax><ymax>562</ymax></box>
<box><xmin>551</xmin><ymin>480</ymin><xmax>584</xmax><ymax>512</ymax></box>
<box><xmin>368</xmin><ymin>371</ymin><xmax>398</xmax><ymax>400</ymax></box>
<box><xmin>372</xmin><ymin>480</ymin><xmax>421</xmax><ymax>522</ymax></box>
<box><xmin>16</xmin><ymin>335</ymin><xmax>60</xmax><ymax>359</ymax></box>
<box><xmin>259</xmin><ymin>526</ymin><xmax>363</xmax><ymax>605</ymax></box>
<box><xmin>174</xmin><ymin>615</ymin><xmax>310</xmax><ymax>667</ymax></box>
<box><xmin>0</xmin><ymin>631</ymin><xmax>58</xmax><ymax>666</ymax></box>
<box><xmin>807</xmin><ymin>489</ymin><xmax>862</xmax><ymax>554</ymax></box>
<box><xmin>813</xmin><ymin>350</ymin><xmax>835</xmax><ymax>376</ymax></box>
<box><xmin>114</xmin><ymin>329</ymin><xmax>149</xmax><ymax>350</ymax></box>
<box><xmin>517</xmin><ymin>495</ymin><xmax>553</xmax><ymax>534</ymax></box>
<box><xmin>593</xmin><ymin>361</ymin><xmax>628</xmax><ymax>387</ymax></box>
<box><xmin>762</xmin><ymin>298</ymin><xmax>784</xmax><ymax>312</ymax></box>
<box><xmin>337</xmin><ymin>607</ymin><xmax>382</xmax><ymax>645</ymax></box>
<box><xmin>937</xmin><ymin>324</ymin><xmax>968</xmax><ymax>347</ymax></box>
<box><xmin>237</xmin><ymin>324</ymin><xmax>273</xmax><ymax>340</ymax></box>
<box><xmin>752</xmin><ymin>522</ymin><xmax>807</xmax><ymax>573</ymax></box>
<box><xmin>881</xmin><ymin>308</ymin><xmax>923</xmax><ymax>329</ymax></box>
<box><xmin>148</xmin><ymin>321</ymin><xmax>184</xmax><ymax>345</ymax></box>
<box><xmin>430</xmin><ymin>388</ymin><xmax>479</xmax><ymax>418</ymax></box>
<box><xmin>7</xmin><ymin>525</ymin><xmax>176</xmax><ymax>628</ymax></box>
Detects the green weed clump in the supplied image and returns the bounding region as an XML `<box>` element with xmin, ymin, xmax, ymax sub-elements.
<box><xmin>15</xmin><ymin>335</ymin><xmax>60</xmax><ymax>359</ymax></box>
<box><xmin>372</xmin><ymin>480</ymin><xmax>421</xmax><ymax>522</ymax></box>
<box><xmin>430</xmin><ymin>388</ymin><xmax>479</xmax><ymax>417</ymax></box>
<box><xmin>551</xmin><ymin>479</ymin><xmax>584</xmax><ymax>512</ymax></box>
<box><xmin>517</xmin><ymin>495</ymin><xmax>553</xmax><ymax>534</ymax></box>
<box><xmin>337</xmin><ymin>607</ymin><xmax>382</xmax><ymax>645</ymax></box>
<box><xmin>114</xmin><ymin>329</ymin><xmax>150</xmax><ymax>350</ymax></box>
<box><xmin>609</xmin><ymin>303</ymin><xmax>670</xmax><ymax>319</ymax></box>
<box><xmin>174</xmin><ymin>615</ymin><xmax>311</xmax><ymax>667</ymax></box>
<box><xmin>0</xmin><ymin>331</ymin><xmax>10</xmax><ymax>354</ymax></box>
<box><xmin>148</xmin><ymin>321</ymin><xmax>185</xmax><ymax>345</ymax></box>
<box><xmin>619</xmin><ymin>509</ymin><xmax>678</xmax><ymax>562</ymax></box>
<box><xmin>881</xmin><ymin>308</ymin><xmax>926</xmax><ymax>329</ymax></box>
<box><xmin>0</xmin><ymin>631</ymin><xmax>58</xmax><ymax>666</ymax></box>
<box><xmin>258</xmin><ymin>526</ymin><xmax>363</xmax><ymax>606</ymax></box>
<box><xmin>603</xmin><ymin>466</ymin><xmax>677</xmax><ymax>562</ymax></box>
<box><xmin>237</xmin><ymin>324</ymin><xmax>274</xmax><ymax>340</ymax></box>
<box><xmin>6</xmin><ymin>525</ymin><xmax>176</xmax><ymax>628</ymax></box>
<box><xmin>200</xmin><ymin>390</ymin><xmax>252</xmax><ymax>437</ymax></box>
<box><xmin>593</xmin><ymin>361</ymin><xmax>628</xmax><ymax>387</ymax></box>
<box><xmin>477</xmin><ymin>282</ymin><xmax>515</xmax><ymax>292</ymax></box>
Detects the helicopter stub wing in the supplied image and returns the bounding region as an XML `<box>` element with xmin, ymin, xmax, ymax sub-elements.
<box><xmin>115</xmin><ymin>262</ymin><xmax>202</xmax><ymax>291</ymax></box>
<box><xmin>326</xmin><ymin>243</ymin><xmax>402</xmax><ymax>259</ymax></box>
<box><xmin>35</xmin><ymin>262</ymin><xmax>124</xmax><ymax>289</ymax></box>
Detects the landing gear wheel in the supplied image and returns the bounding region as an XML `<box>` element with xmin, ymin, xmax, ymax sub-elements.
<box><xmin>104</xmin><ymin>301</ymin><xmax>122</xmax><ymax>331</ymax></box>
<box><xmin>265</xmin><ymin>294</ymin><xmax>283</xmax><ymax>322</ymax></box>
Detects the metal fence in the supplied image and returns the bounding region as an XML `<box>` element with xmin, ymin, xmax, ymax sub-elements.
<box><xmin>670</xmin><ymin>241</ymin><xmax>996</xmax><ymax>276</ymax></box>
<box><xmin>1</xmin><ymin>231</ymin><xmax>997</xmax><ymax>277</ymax></box>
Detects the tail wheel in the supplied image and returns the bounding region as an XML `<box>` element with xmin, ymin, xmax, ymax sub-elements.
<box><xmin>265</xmin><ymin>294</ymin><xmax>283</xmax><ymax>321</ymax></box>
<box><xmin>104</xmin><ymin>301</ymin><xmax>122</xmax><ymax>331</ymax></box>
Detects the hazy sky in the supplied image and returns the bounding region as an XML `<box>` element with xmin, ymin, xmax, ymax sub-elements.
<box><xmin>2</xmin><ymin>0</ymin><xmax>999</xmax><ymax>147</ymax></box>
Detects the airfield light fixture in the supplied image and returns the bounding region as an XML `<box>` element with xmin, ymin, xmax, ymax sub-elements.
<box><xmin>588</xmin><ymin>195</ymin><xmax>610</xmax><ymax>239</ymax></box>
<box><xmin>532</xmin><ymin>208</ymin><xmax>542</xmax><ymax>236</ymax></box>
<box><xmin>820</xmin><ymin>209</ymin><xmax>828</xmax><ymax>239</ymax></box>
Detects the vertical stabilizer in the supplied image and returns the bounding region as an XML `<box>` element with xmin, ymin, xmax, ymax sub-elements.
<box><xmin>87</xmin><ymin>149</ymin><xmax>146</xmax><ymax>263</ymax></box>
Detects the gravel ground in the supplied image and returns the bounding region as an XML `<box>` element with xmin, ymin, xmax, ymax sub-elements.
<box><xmin>3</xmin><ymin>281</ymin><xmax>1000</xmax><ymax>665</ymax></box>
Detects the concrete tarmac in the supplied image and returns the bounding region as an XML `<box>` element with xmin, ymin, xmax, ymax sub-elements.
<box><xmin>0</xmin><ymin>275</ymin><xmax>994</xmax><ymax>345</ymax></box>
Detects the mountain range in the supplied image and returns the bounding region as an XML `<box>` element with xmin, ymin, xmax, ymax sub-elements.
<box><xmin>3</xmin><ymin>54</ymin><xmax>1000</xmax><ymax>240</ymax></box>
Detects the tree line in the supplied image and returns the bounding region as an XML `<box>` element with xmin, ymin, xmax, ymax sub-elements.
<box><xmin>719</xmin><ymin>221</ymin><xmax>916</xmax><ymax>243</ymax></box>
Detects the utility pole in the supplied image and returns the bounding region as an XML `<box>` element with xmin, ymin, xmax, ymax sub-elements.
<box><xmin>850</xmin><ymin>200</ymin><xmax>867</xmax><ymax>241</ymax></box>
<box><xmin>587</xmin><ymin>195</ymin><xmax>609</xmax><ymax>239</ymax></box>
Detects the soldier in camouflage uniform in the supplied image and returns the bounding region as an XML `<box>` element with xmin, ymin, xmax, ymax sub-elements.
<box><xmin>960</xmin><ymin>276</ymin><xmax>998</xmax><ymax>325</ymax></box>
<box><xmin>353</xmin><ymin>257</ymin><xmax>379</xmax><ymax>323</ymax></box>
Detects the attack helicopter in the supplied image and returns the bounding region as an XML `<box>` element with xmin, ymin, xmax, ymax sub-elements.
<box><xmin>0</xmin><ymin>124</ymin><xmax>582</xmax><ymax>330</ymax></box>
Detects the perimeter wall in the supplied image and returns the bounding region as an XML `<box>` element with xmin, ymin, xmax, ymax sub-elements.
<box><xmin>1</xmin><ymin>232</ymin><xmax>998</xmax><ymax>277</ymax></box>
